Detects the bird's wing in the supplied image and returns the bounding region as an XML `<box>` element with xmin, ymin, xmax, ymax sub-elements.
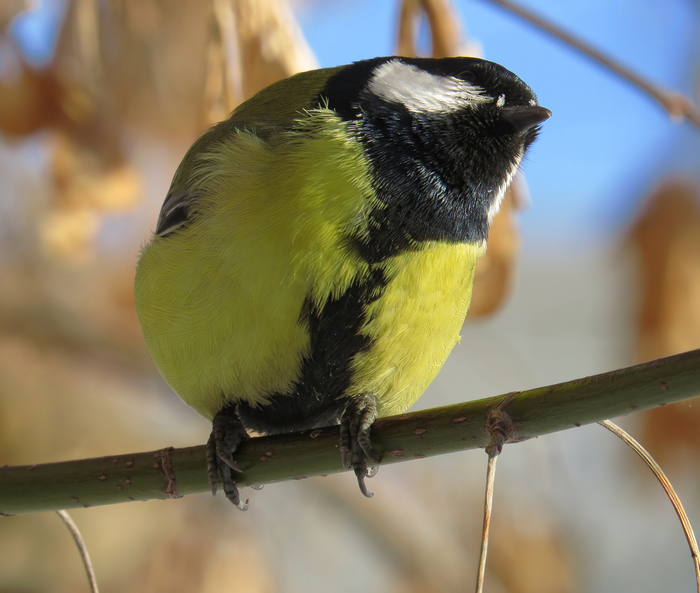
<box><xmin>154</xmin><ymin>66</ymin><xmax>345</xmax><ymax>237</ymax></box>
<box><xmin>154</xmin><ymin>120</ymin><xmax>282</xmax><ymax>236</ymax></box>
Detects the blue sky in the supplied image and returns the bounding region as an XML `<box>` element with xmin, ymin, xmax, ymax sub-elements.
<box><xmin>8</xmin><ymin>0</ymin><xmax>64</xmax><ymax>67</ymax></box>
<box><xmin>295</xmin><ymin>0</ymin><xmax>700</xmax><ymax>252</ymax></box>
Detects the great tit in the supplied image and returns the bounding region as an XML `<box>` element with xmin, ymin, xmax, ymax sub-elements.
<box><xmin>134</xmin><ymin>56</ymin><xmax>550</xmax><ymax>507</ymax></box>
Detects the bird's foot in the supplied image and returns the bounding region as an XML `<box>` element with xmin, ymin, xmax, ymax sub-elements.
<box><xmin>339</xmin><ymin>393</ymin><xmax>381</xmax><ymax>498</ymax></box>
<box><xmin>207</xmin><ymin>406</ymin><xmax>250</xmax><ymax>510</ymax></box>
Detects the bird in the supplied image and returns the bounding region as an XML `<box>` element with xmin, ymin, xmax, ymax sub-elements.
<box><xmin>134</xmin><ymin>56</ymin><xmax>550</xmax><ymax>508</ymax></box>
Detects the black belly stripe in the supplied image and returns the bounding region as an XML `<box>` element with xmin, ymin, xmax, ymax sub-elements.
<box><xmin>235</xmin><ymin>264</ymin><xmax>388</xmax><ymax>434</ymax></box>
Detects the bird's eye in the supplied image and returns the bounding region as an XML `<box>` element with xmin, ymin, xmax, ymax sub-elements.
<box><xmin>458</xmin><ymin>69</ymin><xmax>478</xmax><ymax>85</ymax></box>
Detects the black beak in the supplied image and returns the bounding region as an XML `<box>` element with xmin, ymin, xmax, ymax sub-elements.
<box><xmin>500</xmin><ymin>105</ymin><xmax>552</xmax><ymax>134</ymax></box>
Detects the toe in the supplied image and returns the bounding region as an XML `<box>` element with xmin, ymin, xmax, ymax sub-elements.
<box><xmin>209</xmin><ymin>405</ymin><xmax>251</xmax><ymax>508</ymax></box>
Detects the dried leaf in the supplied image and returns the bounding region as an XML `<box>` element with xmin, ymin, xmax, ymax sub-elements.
<box><xmin>0</xmin><ymin>57</ymin><xmax>66</xmax><ymax>136</ymax></box>
<box><xmin>627</xmin><ymin>178</ymin><xmax>700</xmax><ymax>465</ymax></box>
<box><xmin>40</xmin><ymin>207</ymin><xmax>99</xmax><ymax>261</ymax></box>
<box><xmin>488</xmin><ymin>518</ymin><xmax>575</xmax><ymax>593</ymax></box>
<box><xmin>40</xmin><ymin>134</ymin><xmax>141</xmax><ymax>260</ymax></box>
<box><xmin>629</xmin><ymin>178</ymin><xmax>700</xmax><ymax>361</ymax></box>
<box><xmin>203</xmin><ymin>0</ymin><xmax>317</xmax><ymax>126</ymax></box>
<box><xmin>0</xmin><ymin>0</ymin><xmax>26</xmax><ymax>30</ymax></box>
<box><xmin>396</xmin><ymin>0</ymin><xmax>482</xmax><ymax>59</ymax></box>
<box><xmin>397</xmin><ymin>0</ymin><xmax>461</xmax><ymax>58</ymax></box>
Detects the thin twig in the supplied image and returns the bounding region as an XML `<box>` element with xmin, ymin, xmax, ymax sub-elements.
<box><xmin>475</xmin><ymin>397</ymin><xmax>516</xmax><ymax>593</ymax></box>
<box><xmin>55</xmin><ymin>510</ymin><xmax>100</xmax><ymax>593</ymax></box>
<box><xmin>599</xmin><ymin>420</ymin><xmax>700</xmax><ymax>592</ymax></box>
<box><xmin>475</xmin><ymin>448</ymin><xmax>499</xmax><ymax>593</ymax></box>
<box><xmin>479</xmin><ymin>0</ymin><xmax>700</xmax><ymax>129</ymax></box>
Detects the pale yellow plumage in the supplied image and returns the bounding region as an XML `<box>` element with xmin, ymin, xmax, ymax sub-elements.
<box><xmin>350</xmin><ymin>240</ymin><xmax>484</xmax><ymax>416</ymax></box>
<box><xmin>135</xmin><ymin>107</ymin><xmax>482</xmax><ymax>420</ymax></box>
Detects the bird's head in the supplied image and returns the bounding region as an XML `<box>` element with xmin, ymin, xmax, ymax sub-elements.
<box><xmin>320</xmin><ymin>56</ymin><xmax>551</xmax><ymax>253</ymax></box>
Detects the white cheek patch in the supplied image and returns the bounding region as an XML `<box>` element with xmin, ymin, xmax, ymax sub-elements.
<box><xmin>496</xmin><ymin>94</ymin><xmax>506</xmax><ymax>107</ymax></box>
<box><xmin>487</xmin><ymin>156</ymin><xmax>521</xmax><ymax>225</ymax></box>
<box><xmin>367</xmin><ymin>60</ymin><xmax>492</xmax><ymax>113</ymax></box>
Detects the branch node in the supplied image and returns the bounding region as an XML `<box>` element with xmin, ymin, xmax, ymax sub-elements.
<box><xmin>154</xmin><ymin>447</ymin><xmax>180</xmax><ymax>499</ymax></box>
<box><xmin>485</xmin><ymin>392</ymin><xmax>519</xmax><ymax>456</ymax></box>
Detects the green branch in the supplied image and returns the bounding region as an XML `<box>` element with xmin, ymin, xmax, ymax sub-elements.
<box><xmin>2</xmin><ymin>348</ymin><xmax>700</xmax><ymax>516</ymax></box>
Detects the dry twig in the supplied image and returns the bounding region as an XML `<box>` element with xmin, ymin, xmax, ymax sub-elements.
<box><xmin>599</xmin><ymin>420</ymin><xmax>700</xmax><ymax>592</ymax></box>
<box><xmin>481</xmin><ymin>0</ymin><xmax>700</xmax><ymax>129</ymax></box>
<box><xmin>56</xmin><ymin>510</ymin><xmax>100</xmax><ymax>593</ymax></box>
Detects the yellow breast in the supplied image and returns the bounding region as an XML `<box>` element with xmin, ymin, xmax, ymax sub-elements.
<box><xmin>350</xmin><ymin>240</ymin><xmax>485</xmax><ymax>417</ymax></box>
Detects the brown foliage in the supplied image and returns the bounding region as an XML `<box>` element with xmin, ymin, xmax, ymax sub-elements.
<box><xmin>628</xmin><ymin>178</ymin><xmax>700</xmax><ymax>466</ymax></box>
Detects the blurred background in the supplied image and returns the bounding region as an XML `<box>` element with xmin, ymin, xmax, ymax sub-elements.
<box><xmin>1</xmin><ymin>0</ymin><xmax>699</xmax><ymax>591</ymax></box>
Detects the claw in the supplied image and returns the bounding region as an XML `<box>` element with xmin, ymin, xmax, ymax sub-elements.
<box><xmin>355</xmin><ymin>467</ymin><xmax>374</xmax><ymax>498</ymax></box>
<box><xmin>217</xmin><ymin>451</ymin><xmax>243</xmax><ymax>473</ymax></box>
<box><xmin>206</xmin><ymin>433</ymin><xmax>220</xmax><ymax>496</ymax></box>
<box><xmin>340</xmin><ymin>393</ymin><xmax>381</xmax><ymax>498</ymax></box>
<box><xmin>207</xmin><ymin>406</ymin><xmax>251</xmax><ymax>508</ymax></box>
